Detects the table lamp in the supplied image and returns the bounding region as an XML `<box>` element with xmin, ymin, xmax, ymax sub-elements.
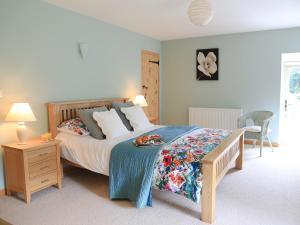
<box><xmin>5</xmin><ymin>103</ymin><xmax>36</xmax><ymax>145</ymax></box>
<box><xmin>133</xmin><ymin>95</ymin><xmax>148</xmax><ymax>107</ymax></box>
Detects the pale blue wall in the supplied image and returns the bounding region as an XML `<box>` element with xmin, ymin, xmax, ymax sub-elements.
<box><xmin>1</xmin><ymin>0</ymin><xmax>299</xmax><ymax>192</ymax></box>
<box><xmin>161</xmin><ymin>28</ymin><xmax>300</xmax><ymax>142</ymax></box>
<box><xmin>0</xmin><ymin>0</ymin><xmax>161</xmax><ymax>189</ymax></box>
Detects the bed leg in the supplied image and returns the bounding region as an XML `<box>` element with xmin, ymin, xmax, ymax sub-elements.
<box><xmin>60</xmin><ymin>162</ymin><xmax>64</xmax><ymax>179</ymax></box>
<box><xmin>201</xmin><ymin>163</ymin><xmax>216</xmax><ymax>224</ymax></box>
<box><xmin>235</xmin><ymin>134</ymin><xmax>244</xmax><ymax>170</ymax></box>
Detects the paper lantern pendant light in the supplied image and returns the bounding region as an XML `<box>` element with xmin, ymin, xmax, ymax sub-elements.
<box><xmin>188</xmin><ymin>0</ymin><xmax>214</xmax><ymax>26</ymax></box>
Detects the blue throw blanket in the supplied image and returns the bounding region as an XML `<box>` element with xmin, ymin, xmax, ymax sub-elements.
<box><xmin>109</xmin><ymin>126</ymin><xmax>198</xmax><ymax>208</ymax></box>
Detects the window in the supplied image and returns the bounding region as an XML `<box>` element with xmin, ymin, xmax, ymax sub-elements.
<box><xmin>289</xmin><ymin>67</ymin><xmax>300</xmax><ymax>100</ymax></box>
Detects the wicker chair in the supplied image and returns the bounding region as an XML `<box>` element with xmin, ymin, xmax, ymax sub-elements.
<box><xmin>238</xmin><ymin>111</ymin><xmax>274</xmax><ymax>157</ymax></box>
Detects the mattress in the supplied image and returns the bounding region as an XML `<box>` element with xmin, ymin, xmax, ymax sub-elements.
<box><xmin>56</xmin><ymin>125</ymin><xmax>163</xmax><ymax>176</ymax></box>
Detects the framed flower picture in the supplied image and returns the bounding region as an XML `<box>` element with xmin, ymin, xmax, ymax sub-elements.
<box><xmin>196</xmin><ymin>48</ymin><xmax>219</xmax><ymax>80</ymax></box>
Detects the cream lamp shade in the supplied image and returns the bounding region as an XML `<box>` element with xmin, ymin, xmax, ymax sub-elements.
<box><xmin>5</xmin><ymin>103</ymin><xmax>36</xmax><ymax>145</ymax></box>
<box><xmin>5</xmin><ymin>103</ymin><xmax>36</xmax><ymax>122</ymax></box>
<box><xmin>133</xmin><ymin>95</ymin><xmax>148</xmax><ymax>107</ymax></box>
<box><xmin>188</xmin><ymin>0</ymin><xmax>214</xmax><ymax>26</ymax></box>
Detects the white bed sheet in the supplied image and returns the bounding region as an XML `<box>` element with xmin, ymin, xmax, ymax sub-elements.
<box><xmin>56</xmin><ymin>125</ymin><xmax>163</xmax><ymax>176</ymax></box>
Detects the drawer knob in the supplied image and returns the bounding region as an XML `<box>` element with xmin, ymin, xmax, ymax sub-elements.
<box><xmin>41</xmin><ymin>179</ymin><xmax>49</xmax><ymax>184</ymax></box>
<box><xmin>38</xmin><ymin>153</ymin><xmax>48</xmax><ymax>157</ymax></box>
<box><xmin>40</xmin><ymin>166</ymin><xmax>49</xmax><ymax>170</ymax></box>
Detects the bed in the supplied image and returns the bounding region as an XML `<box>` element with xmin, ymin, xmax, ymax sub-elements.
<box><xmin>48</xmin><ymin>98</ymin><xmax>244</xmax><ymax>224</ymax></box>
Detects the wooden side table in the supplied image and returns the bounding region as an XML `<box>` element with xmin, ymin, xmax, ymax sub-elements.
<box><xmin>2</xmin><ymin>139</ymin><xmax>62</xmax><ymax>203</ymax></box>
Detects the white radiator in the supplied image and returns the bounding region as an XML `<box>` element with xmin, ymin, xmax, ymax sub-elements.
<box><xmin>189</xmin><ymin>107</ymin><xmax>242</xmax><ymax>130</ymax></box>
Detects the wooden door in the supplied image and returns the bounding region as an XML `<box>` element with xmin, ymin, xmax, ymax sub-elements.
<box><xmin>141</xmin><ymin>50</ymin><xmax>160</xmax><ymax>124</ymax></box>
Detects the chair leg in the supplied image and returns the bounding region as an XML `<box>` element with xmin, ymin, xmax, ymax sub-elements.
<box><xmin>259</xmin><ymin>138</ymin><xmax>263</xmax><ymax>157</ymax></box>
<box><xmin>252</xmin><ymin>139</ymin><xmax>256</xmax><ymax>148</ymax></box>
<box><xmin>267</xmin><ymin>135</ymin><xmax>274</xmax><ymax>152</ymax></box>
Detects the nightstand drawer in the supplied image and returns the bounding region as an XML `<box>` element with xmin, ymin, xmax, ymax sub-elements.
<box><xmin>30</xmin><ymin>172</ymin><xmax>57</xmax><ymax>192</ymax></box>
<box><xmin>29</xmin><ymin>159</ymin><xmax>57</xmax><ymax>179</ymax></box>
<box><xmin>28</xmin><ymin>146</ymin><xmax>56</xmax><ymax>164</ymax></box>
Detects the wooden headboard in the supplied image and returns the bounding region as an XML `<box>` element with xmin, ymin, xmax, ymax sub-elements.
<box><xmin>47</xmin><ymin>98</ymin><xmax>129</xmax><ymax>138</ymax></box>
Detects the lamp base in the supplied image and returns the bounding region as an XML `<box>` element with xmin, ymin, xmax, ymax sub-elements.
<box><xmin>16</xmin><ymin>122</ymin><xmax>28</xmax><ymax>145</ymax></box>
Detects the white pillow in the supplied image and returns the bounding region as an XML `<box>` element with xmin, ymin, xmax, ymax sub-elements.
<box><xmin>93</xmin><ymin>109</ymin><xmax>130</xmax><ymax>139</ymax></box>
<box><xmin>120</xmin><ymin>106</ymin><xmax>152</xmax><ymax>131</ymax></box>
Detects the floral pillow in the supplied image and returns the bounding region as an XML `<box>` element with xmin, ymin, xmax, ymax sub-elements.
<box><xmin>57</xmin><ymin>118</ymin><xmax>90</xmax><ymax>136</ymax></box>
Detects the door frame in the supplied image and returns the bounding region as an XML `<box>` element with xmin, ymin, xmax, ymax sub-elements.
<box><xmin>141</xmin><ymin>50</ymin><xmax>160</xmax><ymax>124</ymax></box>
<box><xmin>279</xmin><ymin>53</ymin><xmax>300</xmax><ymax>144</ymax></box>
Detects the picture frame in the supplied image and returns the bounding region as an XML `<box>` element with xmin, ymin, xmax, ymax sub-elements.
<box><xmin>196</xmin><ymin>48</ymin><xmax>219</xmax><ymax>80</ymax></box>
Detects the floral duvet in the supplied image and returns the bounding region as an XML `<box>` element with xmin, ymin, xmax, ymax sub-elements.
<box><xmin>152</xmin><ymin>128</ymin><xmax>231</xmax><ymax>203</ymax></box>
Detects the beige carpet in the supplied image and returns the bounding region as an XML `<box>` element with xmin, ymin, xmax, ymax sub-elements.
<box><xmin>0</xmin><ymin>145</ymin><xmax>299</xmax><ymax>225</ymax></box>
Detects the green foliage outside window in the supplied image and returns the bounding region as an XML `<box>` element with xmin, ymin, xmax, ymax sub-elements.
<box><xmin>289</xmin><ymin>67</ymin><xmax>300</xmax><ymax>100</ymax></box>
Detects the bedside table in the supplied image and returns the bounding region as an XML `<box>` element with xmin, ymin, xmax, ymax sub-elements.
<box><xmin>2</xmin><ymin>139</ymin><xmax>62</xmax><ymax>203</ymax></box>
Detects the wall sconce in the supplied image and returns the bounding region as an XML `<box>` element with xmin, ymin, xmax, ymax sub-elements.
<box><xmin>78</xmin><ymin>42</ymin><xmax>89</xmax><ymax>60</ymax></box>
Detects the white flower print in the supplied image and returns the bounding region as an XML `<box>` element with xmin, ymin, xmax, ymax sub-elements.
<box><xmin>197</xmin><ymin>52</ymin><xmax>217</xmax><ymax>78</ymax></box>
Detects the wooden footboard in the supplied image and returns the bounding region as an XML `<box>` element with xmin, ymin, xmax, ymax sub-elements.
<box><xmin>201</xmin><ymin>129</ymin><xmax>244</xmax><ymax>224</ymax></box>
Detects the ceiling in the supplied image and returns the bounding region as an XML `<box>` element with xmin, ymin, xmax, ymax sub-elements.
<box><xmin>45</xmin><ymin>0</ymin><xmax>300</xmax><ymax>40</ymax></box>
